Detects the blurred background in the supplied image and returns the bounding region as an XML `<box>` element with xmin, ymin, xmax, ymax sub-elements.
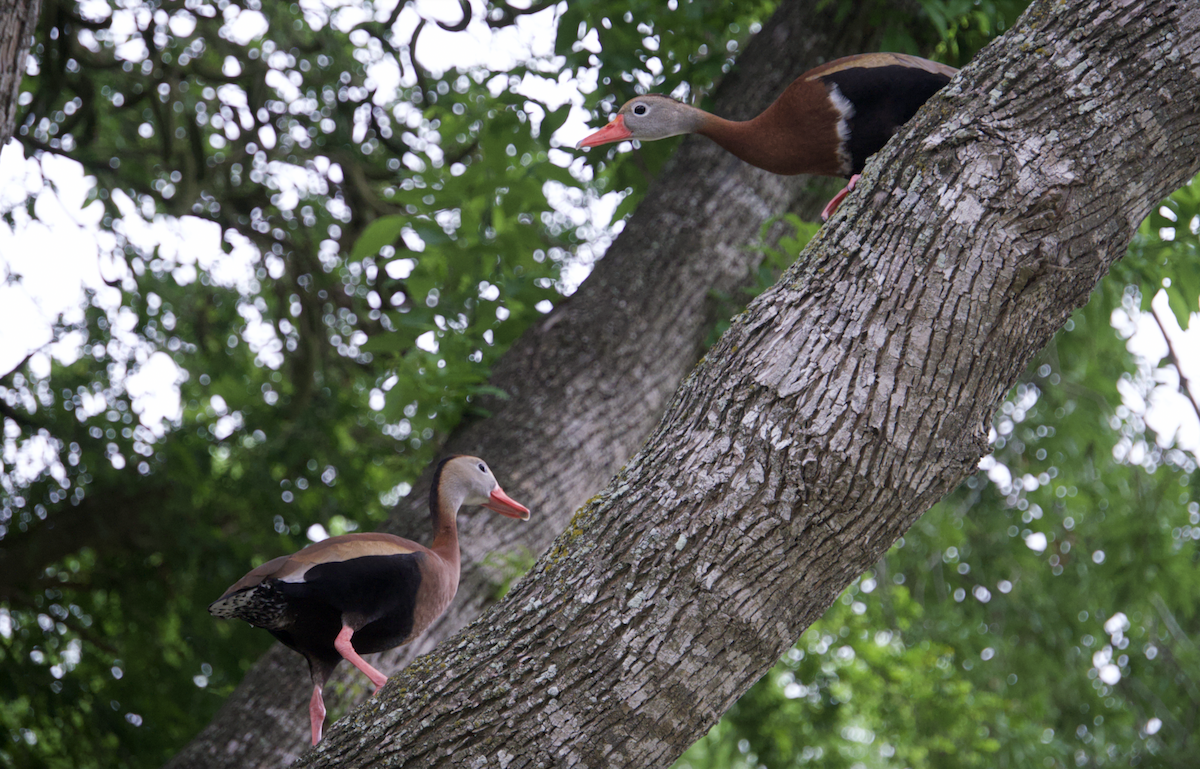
<box><xmin>2</xmin><ymin>0</ymin><xmax>1198</xmax><ymax>766</ymax></box>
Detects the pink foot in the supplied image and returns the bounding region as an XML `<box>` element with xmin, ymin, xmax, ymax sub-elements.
<box><xmin>309</xmin><ymin>684</ymin><xmax>326</xmax><ymax>745</ymax></box>
<box><xmin>335</xmin><ymin>625</ymin><xmax>389</xmax><ymax>693</ymax></box>
<box><xmin>820</xmin><ymin>174</ymin><xmax>860</xmax><ymax>221</ymax></box>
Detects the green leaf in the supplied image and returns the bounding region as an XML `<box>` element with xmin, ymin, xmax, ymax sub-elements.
<box><xmin>539</xmin><ymin>104</ymin><xmax>572</xmax><ymax>140</ymax></box>
<box><xmin>350</xmin><ymin>215</ymin><xmax>408</xmax><ymax>261</ymax></box>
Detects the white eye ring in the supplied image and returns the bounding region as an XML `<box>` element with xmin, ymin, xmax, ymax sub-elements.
<box><xmin>477</xmin><ymin>462</ymin><xmax>487</xmax><ymax>473</ymax></box>
<box><xmin>633</xmin><ymin>104</ymin><xmax>648</xmax><ymax>116</ymax></box>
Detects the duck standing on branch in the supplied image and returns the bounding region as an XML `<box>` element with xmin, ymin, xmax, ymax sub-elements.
<box><xmin>578</xmin><ymin>53</ymin><xmax>958</xmax><ymax>220</ymax></box>
<box><xmin>209</xmin><ymin>455</ymin><xmax>530</xmax><ymax>745</ymax></box>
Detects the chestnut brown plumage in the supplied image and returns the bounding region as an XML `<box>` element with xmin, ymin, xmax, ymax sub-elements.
<box><xmin>578</xmin><ymin>53</ymin><xmax>957</xmax><ymax>220</ymax></box>
<box><xmin>209</xmin><ymin>455</ymin><xmax>529</xmax><ymax>745</ymax></box>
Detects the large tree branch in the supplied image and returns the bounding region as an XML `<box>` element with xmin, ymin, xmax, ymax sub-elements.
<box><xmin>0</xmin><ymin>0</ymin><xmax>41</xmax><ymax>147</ymax></box>
<box><xmin>165</xmin><ymin>1</ymin><xmax>885</xmax><ymax>766</ymax></box>
<box><xmin>290</xmin><ymin>0</ymin><xmax>1200</xmax><ymax>765</ymax></box>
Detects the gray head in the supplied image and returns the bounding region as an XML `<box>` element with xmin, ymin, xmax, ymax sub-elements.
<box><xmin>577</xmin><ymin>95</ymin><xmax>705</xmax><ymax>148</ymax></box>
<box><xmin>430</xmin><ymin>455</ymin><xmax>530</xmax><ymax>523</ymax></box>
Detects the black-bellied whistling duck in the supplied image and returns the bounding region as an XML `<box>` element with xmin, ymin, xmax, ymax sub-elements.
<box><xmin>208</xmin><ymin>455</ymin><xmax>529</xmax><ymax>745</ymax></box>
<box><xmin>578</xmin><ymin>52</ymin><xmax>957</xmax><ymax>220</ymax></box>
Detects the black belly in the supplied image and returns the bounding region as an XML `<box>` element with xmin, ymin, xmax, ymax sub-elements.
<box><xmin>820</xmin><ymin>64</ymin><xmax>953</xmax><ymax>174</ymax></box>
<box><xmin>271</xmin><ymin>553</ymin><xmax>425</xmax><ymax>666</ymax></box>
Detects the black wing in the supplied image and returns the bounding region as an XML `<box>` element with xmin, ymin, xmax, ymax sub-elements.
<box><xmin>820</xmin><ymin>64</ymin><xmax>953</xmax><ymax>174</ymax></box>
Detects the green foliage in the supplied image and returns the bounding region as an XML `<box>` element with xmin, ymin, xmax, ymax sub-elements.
<box><xmin>708</xmin><ymin>213</ymin><xmax>821</xmax><ymax>346</ymax></box>
<box><xmin>482</xmin><ymin>547</ymin><xmax>538</xmax><ymax>601</ymax></box>
<box><xmin>1118</xmin><ymin>176</ymin><xmax>1200</xmax><ymax>329</ymax></box>
<box><xmin>808</xmin><ymin>0</ymin><xmax>1026</xmax><ymax>67</ymax></box>
<box><xmin>0</xmin><ymin>1</ymin><xmax>773</xmax><ymax>766</ymax></box>
<box><xmin>909</xmin><ymin>0</ymin><xmax>1026</xmax><ymax>64</ymax></box>
<box><xmin>682</xmin><ymin>587</ymin><xmax>1009</xmax><ymax>769</ymax></box>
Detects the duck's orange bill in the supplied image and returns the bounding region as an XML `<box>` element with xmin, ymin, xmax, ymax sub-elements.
<box><xmin>577</xmin><ymin>114</ymin><xmax>631</xmax><ymax>148</ymax></box>
<box><xmin>484</xmin><ymin>486</ymin><xmax>530</xmax><ymax>520</ymax></box>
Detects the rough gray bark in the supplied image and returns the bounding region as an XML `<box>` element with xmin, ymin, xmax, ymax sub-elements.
<box><xmin>165</xmin><ymin>1</ymin><xmax>884</xmax><ymax>766</ymax></box>
<box><xmin>286</xmin><ymin>0</ymin><xmax>1200</xmax><ymax>765</ymax></box>
<box><xmin>0</xmin><ymin>0</ymin><xmax>41</xmax><ymax>147</ymax></box>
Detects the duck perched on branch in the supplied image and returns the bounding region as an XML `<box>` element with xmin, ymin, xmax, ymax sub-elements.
<box><xmin>210</xmin><ymin>455</ymin><xmax>530</xmax><ymax>744</ymax></box>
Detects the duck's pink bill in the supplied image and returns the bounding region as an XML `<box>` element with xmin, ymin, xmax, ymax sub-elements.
<box><xmin>484</xmin><ymin>486</ymin><xmax>530</xmax><ymax>519</ymax></box>
<box><xmin>577</xmin><ymin>115</ymin><xmax>631</xmax><ymax>148</ymax></box>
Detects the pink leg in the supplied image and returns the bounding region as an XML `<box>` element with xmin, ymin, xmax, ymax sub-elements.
<box><xmin>309</xmin><ymin>684</ymin><xmax>326</xmax><ymax>745</ymax></box>
<box><xmin>334</xmin><ymin>625</ymin><xmax>389</xmax><ymax>693</ymax></box>
<box><xmin>820</xmin><ymin>174</ymin><xmax>860</xmax><ymax>221</ymax></box>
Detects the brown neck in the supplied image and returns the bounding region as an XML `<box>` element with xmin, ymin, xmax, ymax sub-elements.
<box><xmin>695</xmin><ymin>101</ymin><xmax>843</xmax><ymax>177</ymax></box>
<box><xmin>696</xmin><ymin>115</ymin><xmax>766</xmax><ymax>168</ymax></box>
<box><xmin>428</xmin><ymin>487</ymin><xmax>462</xmax><ymax>569</ymax></box>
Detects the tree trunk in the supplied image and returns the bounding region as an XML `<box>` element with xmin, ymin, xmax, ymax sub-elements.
<box><xmin>165</xmin><ymin>1</ymin><xmax>886</xmax><ymax>766</ymax></box>
<box><xmin>288</xmin><ymin>0</ymin><xmax>1200</xmax><ymax>765</ymax></box>
<box><xmin>0</xmin><ymin>0</ymin><xmax>41</xmax><ymax>147</ymax></box>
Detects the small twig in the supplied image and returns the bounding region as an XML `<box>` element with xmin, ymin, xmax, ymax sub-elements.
<box><xmin>443</xmin><ymin>138</ymin><xmax>480</xmax><ymax>166</ymax></box>
<box><xmin>1148</xmin><ymin>595</ymin><xmax>1200</xmax><ymax>719</ymax></box>
<box><xmin>1150</xmin><ymin>303</ymin><xmax>1200</xmax><ymax>426</ymax></box>
<box><xmin>0</xmin><ymin>349</ymin><xmax>36</xmax><ymax>385</ymax></box>
<box><xmin>437</xmin><ymin>0</ymin><xmax>472</xmax><ymax>32</ymax></box>
<box><xmin>367</xmin><ymin>108</ymin><xmax>411</xmax><ymax>161</ymax></box>
<box><xmin>0</xmin><ymin>400</ymin><xmax>39</xmax><ymax>430</ymax></box>
<box><xmin>383</xmin><ymin>0</ymin><xmax>406</xmax><ymax>29</ymax></box>
<box><xmin>408</xmin><ymin>18</ymin><xmax>431</xmax><ymax>103</ymax></box>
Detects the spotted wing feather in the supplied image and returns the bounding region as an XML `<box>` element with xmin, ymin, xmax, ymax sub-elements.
<box><xmin>208</xmin><ymin>580</ymin><xmax>292</xmax><ymax>629</ymax></box>
<box><xmin>209</xmin><ymin>533</ymin><xmax>422</xmax><ymax>628</ymax></box>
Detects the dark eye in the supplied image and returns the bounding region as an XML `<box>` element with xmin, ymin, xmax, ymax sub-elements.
<box><xmin>478</xmin><ymin>463</ymin><xmax>487</xmax><ymax>473</ymax></box>
<box><xmin>633</xmin><ymin>103</ymin><xmax>647</xmax><ymax>116</ymax></box>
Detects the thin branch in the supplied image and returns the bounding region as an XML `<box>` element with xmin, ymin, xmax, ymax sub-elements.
<box><xmin>443</xmin><ymin>137</ymin><xmax>480</xmax><ymax>166</ymax></box>
<box><xmin>1150</xmin><ymin>593</ymin><xmax>1200</xmax><ymax>707</ymax></box>
<box><xmin>0</xmin><ymin>350</ymin><xmax>35</xmax><ymax>385</ymax></box>
<box><xmin>66</xmin><ymin>9</ymin><xmax>113</xmax><ymax>31</ymax></box>
<box><xmin>408</xmin><ymin>17</ymin><xmax>430</xmax><ymax>103</ymax></box>
<box><xmin>1149</xmin><ymin>303</ymin><xmax>1200</xmax><ymax>426</ymax></box>
<box><xmin>437</xmin><ymin>0</ymin><xmax>472</xmax><ymax>32</ymax></box>
<box><xmin>366</xmin><ymin>106</ymin><xmax>412</xmax><ymax>162</ymax></box>
<box><xmin>383</xmin><ymin>0</ymin><xmax>406</xmax><ymax>29</ymax></box>
<box><xmin>0</xmin><ymin>400</ymin><xmax>40</xmax><ymax>430</ymax></box>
